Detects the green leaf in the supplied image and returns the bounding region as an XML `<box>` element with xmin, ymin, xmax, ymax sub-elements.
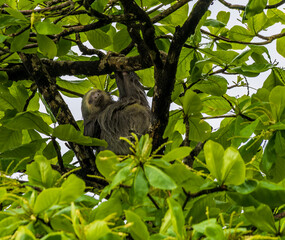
<box><xmin>5</xmin><ymin>8</ymin><xmax>26</xmax><ymax>20</ymax></box>
<box><xmin>204</xmin><ymin>140</ymin><xmax>224</xmax><ymax>182</ymax></box>
<box><xmin>57</xmin><ymin>38</ymin><xmax>72</xmax><ymax>56</ymax></box>
<box><xmin>113</xmin><ymin>28</ymin><xmax>132</xmax><ymax>52</ymax></box>
<box><xmin>222</xmin><ymin>147</ymin><xmax>245</xmax><ymax>185</ymax></box>
<box><xmin>14</xmin><ymin>226</ymin><xmax>36</xmax><ymax>240</ymax></box>
<box><xmin>194</xmin><ymin>75</ymin><xmax>228</xmax><ymax>96</ymax></box>
<box><xmin>10</xmin><ymin>29</ymin><xmax>29</xmax><ymax>52</ymax></box>
<box><xmin>90</xmin><ymin>0</ymin><xmax>108</xmax><ymax>13</ymax></box>
<box><xmin>85</xmin><ymin>220</ymin><xmax>111</xmax><ymax>240</ymax></box>
<box><xmin>0</xmin><ymin>34</ymin><xmax>8</xmax><ymax>43</ymax></box>
<box><xmin>204</xmin><ymin>19</ymin><xmax>226</xmax><ymax>28</ymax></box>
<box><xmin>34</xmin><ymin>188</ymin><xmax>61</xmax><ymax>214</ymax></box>
<box><xmin>0</xmin><ymin>85</ymin><xmax>21</xmax><ymax>111</ymax></box>
<box><xmin>186</xmin><ymin>195</ymin><xmax>216</xmax><ymax>224</ymax></box>
<box><xmin>181</xmin><ymin>90</ymin><xmax>203</xmax><ymax>116</ymax></box>
<box><xmin>163</xmin><ymin>163</ymin><xmax>205</xmax><ymax>193</ymax></box>
<box><xmin>2</xmin><ymin>111</ymin><xmax>52</xmax><ymax>135</ymax></box>
<box><xmin>201</xmin><ymin>48</ymin><xmax>238</xmax><ymax>65</ymax></box>
<box><xmin>96</xmin><ymin>150</ymin><xmax>120</xmax><ymax>180</ymax></box>
<box><xmin>240</xmin><ymin>63</ymin><xmax>273</xmax><ymax>73</ymax></box>
<box><xmin>188</xmin><ymin>118</ymin><xmax>211</xmax><ymax>142</ymax></box>
<box><xmin>144</xmin><ymin>165</ymin><xmax>177</xmax><ymax>190</ymax></box>
<box><xmin>161</xmin><ymin>146</ymin><xmax>192</xmax><ymax>162</ymax></box>
<box><xmin>204</xmin><ymin>141</ymin><xmax>245</xmax><ymax>185</ymax></box>
<box><xmin>37</xmin><ymin>34</ymin><xmax>57</xmax><ymax>59</ymax></box>
<box><xmin>193</xmin><ymin>219</ymin><xmax>226</xmax><ymax>240</ymax></box>
<box><xmin>0</xmin><ymin>139</ymin><xmax>45</xmax><ymax>162</ymax></box>
<box><xmin>86</xmin><ymin>29</ymin><xmax>112</xmax><ymax>49</ymax></box>
<box><xmin>244</xmin><ymin>204</ymin><xmax>277</xmax><ymax>234</ymax></box>
<box><xmin>132</xmin><ymin>168</ymin><xmax>149</xmax><ymax>203</ymax></box>
<box><xmin>53</xmin><ymin>124</ymin><xmax>107</xmax><ymax>147</ymax></box>
<box><xmin>109</xmin><ymin>165</ymin><xmax>132</xmax><ymax>190</ymax></box>
<box><xmin>244</xmin><ymin>0</ymin><xmax>267</xmax><ymax>19</ymax></box>
<box><xmin>91</xmin><ymin>198</ymin><xmax>122</xmax><ymax>221</ymax></box>
<box><xmin>277</xmin><ymin>28</ymin><xmax>285</xmax><ymax>57</ymax></box>
<box><xmin>228</xmin><ymin>26</ymin><xmax>254</xmax><ymax>42</ymax></box>
<box><xmin>167</xmin><ymin>198</ymin><xmax>185</xmax><ymax>239</ymax></box>
<box><xmin>0</xmin><ymin>127</ymin><xmax>22</xmax><ymax>152</ymax></box>
<box><xmin>26</xmin><ymin>155</ymin><xmax>61</xmax><ymax>188</ymax></box>
<box><xmin>269</xmin><ymin>85</ymin><xmax>285</xmax><ymax>121</ymax></box>
<box><xmin>251</xmin><ymin>181</ymin><xmax>285</xmax><ymax>208</ymax></box>
<box><xmin>202</xmin><ymin>96</ymin><xmax>232</xmax><ymax>116</ymax></box>
<box><xmin>60</xmin><ymin>174</ymin><xmax>85</xmax><ymax>204</ymax></box>
<box><xmin>217</xmin><ymin>11</ymin><xmax>230</xmax><ymax>25</ymax></box>
<box><xmin>125</xmin><ymin>210</ymin><xmax>150</xmax><ymax>240</ymax></box>
<box><xmin>35</xmin><ymin>20</ymin><xmax>62</xmax><ymax>35</ymax></box>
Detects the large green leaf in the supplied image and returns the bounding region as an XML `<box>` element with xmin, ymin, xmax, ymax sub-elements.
<box><xmin>269</xmin><ymin>85</ymin><xmax>285</xmax><ymax>121</ymax></box>
<box><xmin>113</xmin><ymin>28</ymin><xmax>132</xmax><ymax>52</ymax></box>
<box><xmin>204</xmin><ymin>140</ymin><xmax>245</xmax><ymax>185</ymax></box>
<box><xmin>35</xmin><ymin>20</ymin><xmax>62</xmax><ymax>35</ymax></box>
<box><xmin>10</xmin><ymin>29</ymin><xmax>29</xmax><ymax>52</ymax></box>
<box><xmin>188</xmin><ymin>118</ymin><xmax>211</xmax><ymax>142</ymax></box>
<box><xmin>277</xmin><ymin>28</ymin><xmax>285</xmax><ymax>57</ymax></box>
<box><xmin>244</xmin><ymin>0</ymin><xmax>267</xmax><ymax>19</ymax></box>
<box><xmin>144</xmin><ymin>165</ymin><xmax>177</xmax><ymax>190</ymax></box>
<box><xmin>34</xmin><ymin>188</ymin><xmax>61</xmax><ymax>214</ymax></box>
<box><xmin>53</xmin><ymin>124</ymin><xmax>107</xmax><ymax>147</ymax></box>
<box><xmin>222</xmin><ymin>147</ymin><xmax>245</xmax><ymax>185</ymax></box>
<box><xmin>202</xmin><ymin>96</ymin><xmax>232</xmax><ymax>116</ymax></box>
<box><xmin>161</xmin><ymin>146</ymin><xmax>191</xmax><ymax>162</ymax></box>
<box><xmin>86</xmin><ymin>29</ymin><xmax>112</xmax><ymax>49</ymax></box>
<box><xmin>192</xmin><ymin>219</ymin><xmax>226</xmax><ymax>240</ymax></box>
<box><xmin>204</xmin><ymin>140</ymin><xmax>224</xmax><ymax>182</ymax></box>
<box><xmin>0</xmin><ymin>85</ymin><xmax>21</xmax><ymax>111</ymax></box>
<box><xmin>194</xmin><ymin>75</ymin><xmax>228</xmax><ymax>96</ymax></box>
<box><xmin>37</xmin><ymin>34</ymin><xmax>57</xmax><ymax>59</ymax></box>
<box><xmin>125</xmin><ymin>210</ymin><xmax>150</xmax><ymax>240</ymax></box>
<box><xmin>167</xmin><ymin>198</ymin><xmax>185</xmax><ymax>240</ymax></box>
<box><xmin>228</xmin><ymin>26</ymin><xmax>254</xmax><ymax>42</ymax></box>
<box><xmin>131</xmin><ymin>168</ymin><xmax>149</xmax><ymax>203</ymax></box>
<box><xmin>85</xmin><ymin>220</ymin><xmax>111</xmax><ymax>240</ymax></box>
<box><xmin>0</xmin><ymin>127</ymin><xmax>22</xmax><ymax>152</ymax></box>
<box><xmin>60</xmin><ymin>174</ymin><xmax>85</xmax><ymax>204</ymax></box>
<box><xmin>181</xmin><ymin>90</ymin><xmax>203</xmax><ymax>116</ymax></box>
<box><xmin>96</xmin><ymin>150</ymin><xmax>120</xmax><ymax>180</ymax></box>
<box><xmin>244</xmin><ymin>204</ymin><xmax>277</xmax><ymax>234</ymax></box>
<box><xmin>2</xmin><ymin>111</ymin><xmax>52</xmax><ymax>135</ymax></box>
<box><xmin>26</xmin><ymin>155</ymin><xmax>61</xmax><ymax>188</ymax></box>
<box><xmin>90</xmin><ymin>0</ymin><xmax>108</xmax><ymax>13</ymax></box>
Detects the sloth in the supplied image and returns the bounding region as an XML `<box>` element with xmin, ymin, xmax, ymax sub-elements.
<box><xmin>81</xmin><ymin>71</ymin><xmax>151</xmax><ymax>154</ymax></box>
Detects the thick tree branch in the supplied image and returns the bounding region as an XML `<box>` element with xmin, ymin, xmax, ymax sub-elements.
<box><xmin>4</xmin><ymin>54</ymin><xmax>162</xmax><ymax>81</ymax></box>
<box><xmin>151</xmin><ymin>0</ymin><xmax>213</xmax><ymax>150</ymax></box>
<box><xmin>18</xmin><ymin>53</ymin><xmax>105</xmax><ymax>188</ymax></box>
<box><xmin>120</xmin><ymin>0</ymin><xmax>163</xmax><ymax>70</ymax></box>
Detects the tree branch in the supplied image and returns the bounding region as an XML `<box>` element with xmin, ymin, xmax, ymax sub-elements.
<box><xmin>120</xmin><ymin>0</ymin><xmax>163</xmax><ymax>69</ymax></box>
<box><xmin>151</xmin><ymin>0</ymin><xmax>213</xmax><ymax>150</ymax></box>
<box><xmin>4</xmin><ymin>54</ymin><xmax>164</xmax><ymax>81</ymax></box>
<box><xmin>18</xmin><ymin>53</ymin><xmax>105</xmax><ymax>188</ymax></box>
<box><xmin>218</xmin><ymin>0</ymin><xmax>285</xmax><ymax>10</ymax></box>
<box><xmin>201</xmin><ymin>29</ymin><xmax>285</xmax><ymax>46</ymax></box>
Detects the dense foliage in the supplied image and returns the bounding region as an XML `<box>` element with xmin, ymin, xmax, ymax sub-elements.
<box><xmin>0</xmin><ymin>0</ymin><xmax>285</xmax><ymax>239</ymax></box>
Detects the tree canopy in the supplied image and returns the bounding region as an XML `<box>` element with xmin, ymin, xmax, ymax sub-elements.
<box><xmin>0</xmin><ymin>0</ymin><xmax>285</xmax><ymax>239</ymax></box>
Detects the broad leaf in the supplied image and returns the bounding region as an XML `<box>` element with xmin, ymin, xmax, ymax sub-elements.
<box><xmin>144</xmin><ymin>165</ymin><xmax>177</xmax><ymax>190</ymax></box>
